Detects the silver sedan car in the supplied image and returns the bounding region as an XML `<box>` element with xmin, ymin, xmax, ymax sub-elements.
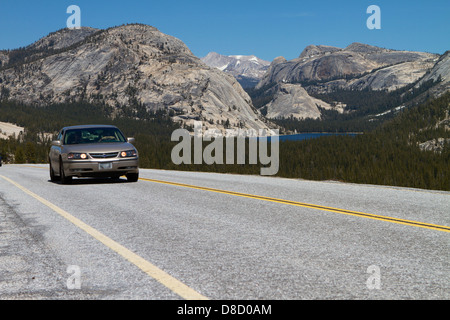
<box><xmin>49</xmin><ymin>125</ymin><xmax>139</xmax><ymax>184</ymax></box>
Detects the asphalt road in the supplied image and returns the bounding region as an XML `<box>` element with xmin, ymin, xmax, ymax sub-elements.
<box><xmin>0</xmin><ymin>164</ymin><xmax>449</xmax><ymax>300</ymax></box>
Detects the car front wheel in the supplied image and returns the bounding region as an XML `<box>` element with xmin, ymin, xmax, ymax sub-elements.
<box><xmin>59</xmin><ymin>159</ymin><xmax>72</xmax><ymax>184</ymax></box>
<box><xmin>126</xmin><ymin>172</ymin><xmax>139</xmax><ymax>182</ymax></box>
<box><xmin>49</xmin><ymin>160</ymin><xmax>60</xmax><ymax>182</ymax></box>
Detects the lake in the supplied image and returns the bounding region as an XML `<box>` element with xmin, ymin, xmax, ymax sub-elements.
<box><xmin>278</xmin><ymin>132</ymin><xmax>360</xmax><ymax>142</ymax></box>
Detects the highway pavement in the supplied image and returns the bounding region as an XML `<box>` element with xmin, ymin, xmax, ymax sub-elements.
<box><xmin>0</xmin><ymin>164</ymin><xmax>449</xmax><ymax>300</ymax></box>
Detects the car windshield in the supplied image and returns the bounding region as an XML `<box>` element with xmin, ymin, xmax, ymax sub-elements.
<box><xmin>64</xmin><ymin>128</ymin><xmax>126</xmax><ymax>145</ymax></box>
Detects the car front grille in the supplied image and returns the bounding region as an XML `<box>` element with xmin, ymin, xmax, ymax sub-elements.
<box><xmin>89</xmin><ymin>152</ymin><xmax>119</xmax><ymax>159</ymax></box>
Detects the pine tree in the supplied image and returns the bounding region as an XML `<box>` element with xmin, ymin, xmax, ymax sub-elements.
<box><xmin>14</xmin><ymin>146</ymin><xmax>25</xmax><ymax>163</ymax></box>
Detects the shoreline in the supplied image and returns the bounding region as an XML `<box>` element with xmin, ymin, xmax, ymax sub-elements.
<box><xmin>279</xmin><ymin>132</ymin><xmax>364</xmax><ymax>136</ymax></box>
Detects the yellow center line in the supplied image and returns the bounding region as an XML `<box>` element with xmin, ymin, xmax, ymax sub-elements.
<box><xmin>139</xmin><ymin>177</ymin><xmax>450</xmax><ymax>233</ymax></box>
<box><xmin>9</xmin><ymin>165</ymin><xmax>450</xmax><ymax>233</ymax></box>
<box><xmin>0</xmin><ymin>174</ymin><xmax>208</xmax><ymax>300</ymax></box>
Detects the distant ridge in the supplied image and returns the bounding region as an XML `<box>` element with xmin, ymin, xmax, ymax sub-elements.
<box><xmin>201</xmin><ymin>52</ymin><xmax>270</xmax><ymax>88</ymax></box>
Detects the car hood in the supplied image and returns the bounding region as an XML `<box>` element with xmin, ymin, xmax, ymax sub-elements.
<box><xmin>62</xmin><ymin>142</ymin><xmax>136</xmax><ymax>154</ymax></box>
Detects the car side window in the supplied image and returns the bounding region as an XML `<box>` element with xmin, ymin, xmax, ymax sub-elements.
<box><xmin>57</xmin><ymin>130</ymin><xmax>63</xmax><ymax>142</ymax></box>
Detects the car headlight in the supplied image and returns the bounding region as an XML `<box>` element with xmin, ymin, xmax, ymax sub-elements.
<box><xmin>120</xmin><ymin>150</ymin><xmax>138</xmax><ymax>158</ymax></box>
<box><xmin>68</xmin><ymin>153</ymin><xmax>88</xmax><ymax>160</ymax></box>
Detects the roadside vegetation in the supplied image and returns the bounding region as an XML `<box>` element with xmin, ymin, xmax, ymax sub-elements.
<box><xmin>0</xmin><ymin>92</ymin><xmax>448</xmax><ymax>191</ymax></box>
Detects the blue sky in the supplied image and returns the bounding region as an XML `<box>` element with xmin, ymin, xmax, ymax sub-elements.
<box><xmin>0</xmin><ymin>0</ymin><xmax>448</xmax><ymax>61</ymax></box>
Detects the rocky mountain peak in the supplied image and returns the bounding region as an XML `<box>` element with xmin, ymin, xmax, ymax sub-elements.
<box><xmin>201</xmin><ymin>52</ymin><xmax>270</xmax><ymax>88</ymax></box>
<box><xmin>264</xmin><ymin>83</ymin><xmax>337</xmax><ymax>120</ymax></box>
<box><xmin>299</xmin><ymin>45</ymin><xmax>341</xmax><ymax>59</ymax></box>
<box><xmin>103</xmin><ymin>23</ymin><xmax>192</xmax><ymax>56</ymax></box>
<box><xmin>344</xmin><ymin>42</ymin><xmax>385</xmax><ymax>53</ymax></box>
<box><xmin>253</xmin><ymin>42</ymin><xmax>444</xmax><ymax>120</ymax></box>
<box><xmin>0</xmin><ymin>24</ymin><xmax>272</xmax><ymax>132</ymax></box>
<box><xmin>271</xmin><ymin>56</ymin><xmax>287</xmax><ymax>65</ymax></box>
<box><xmin>256</xmin><ymin>42</ymin><xmax>439</xmax><ymax>92</ymax></box>
<box><xmin>28</xmin><ymin>27</ymin><xmax>100</xmax><ymax>51</ymax></box>
<box><xmin>415</xmin><ymin>51</ymin><xmax>450</xmax><ymax>98</ymax></box>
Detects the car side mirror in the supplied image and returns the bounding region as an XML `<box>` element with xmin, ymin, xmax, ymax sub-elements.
<box><xmin>52</xmin><ymin>140</ymin><xmax>62</xmax><ymax>147</ymax></box>
<box><xmin>127</xmin><ymin>137</ymin><xmax>135</xmax><ymax>144</ymax></box>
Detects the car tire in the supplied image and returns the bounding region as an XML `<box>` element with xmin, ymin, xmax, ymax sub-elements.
<box><xmin>126</xmin><ymin>172</ymin><xmax>139</xmax><ymax>182</ymax></box>
<box><xmin>59</xmin><ymin>159</ymin><xmax>72</xmax><ymax>184</ymax></box>
<box><xmin>49</xmin><ymin>160</ymin><xmax>60</xmax><ymax>182</ymax></box>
